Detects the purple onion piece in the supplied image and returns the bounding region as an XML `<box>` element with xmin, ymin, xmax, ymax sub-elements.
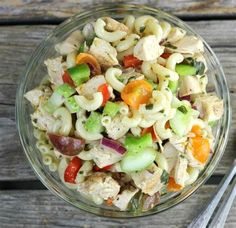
<box><xmin>100</xmin><ymin>137</ymin><xmax>126</xmax><ymax>154</ymax></box>
<box><xmin>178</xmin><ymin>94</ymin><xmax>191</xmax><ymax>101</ymax></box>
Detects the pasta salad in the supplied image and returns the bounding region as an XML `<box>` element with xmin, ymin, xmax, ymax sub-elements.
<box><xmin>24</xmin><ymin>15</ymin><xmax>224</xmax><ymax>212</ymax></box>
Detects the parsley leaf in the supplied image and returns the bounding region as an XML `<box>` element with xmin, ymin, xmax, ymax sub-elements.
<box><xmin>177</xmin><ymin>105</ymin><xmax>188</xmax><ymax>114</ymax></box>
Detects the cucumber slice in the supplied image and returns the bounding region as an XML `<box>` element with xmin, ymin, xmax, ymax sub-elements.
<box><xmin>56</xmin><ymin>83</ymin><xmax>76</xmax><ymax>98</ymax></box>
<box><xmin>68</xmin><ymin>64</ymin><xmax>90</xmax><ymax>86</ymax></box>
<box><xmin>121</xmin><ymin>147</ymin><xmax>156</xmax><ymax>172</ymax></box>
<box><xmin>103</xmin><ymin>101</ymin><xmax>120</xmax><ymax>117</ymax></box>
<box><xmin>84</xmin><ymin>112</ymin><xmax>103</xmax><ymax>133</ymax></box>
<box><xmin>64</xmin><ymin>96</ymin><xmax>81</xmax><ymax>113</ymax></box>
<box><xmin>43</xmin><ymin>92</ymin><xmax>64</xmax><ymax>113</ymax></box>
<box><xmin>125</xmin><ymin>134</ymin><xmax>152</xmax><ymax>153</ymax></box>
<box><xmin>168</xmin><ymin>80</ymin><xmax>178</xmax><ymax>93</ymax></box>
<box><xmin>175</xmin><ymin>64</ymin><xmax>197</xmax><ymax>76</ymax></box>
<box><xmin>169</xmin><ymin>109</ymin><xmax>192</xmax><ymax>136</ymax></box>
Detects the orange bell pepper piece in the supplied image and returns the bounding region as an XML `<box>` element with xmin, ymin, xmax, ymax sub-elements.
<box><xmin>76</xmin><ymin>53</ymin><xmax>101</xmax><ymax>75</ymax></box>
<box><xmin>121</xmin><ymin>80</ymin><xmax>152</xmax><ymax>110</ymax></box>
<box><xmin>191</xmin><ymin>136</ymin><xmax>210</xmax><ymax>164</ymax></box>
<box><xmin>167</xmin><ymin>177</ymin><xmax>183</xmax><ymax>192</ymax></box>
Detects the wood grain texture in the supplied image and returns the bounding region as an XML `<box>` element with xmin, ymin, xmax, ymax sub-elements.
<box><xmin>1</xmin><ymin>0</ymin><xmax>236</xmax><ymax>23</ymax></box>
<box><xmin>0</xmin><ymin>186</ymin><xmax>235</xmax><ymax>227</ymax></box>
<box><xmin>0</xmin><ymin>20</ymin><xmax>235</xmax><ymax>180</ymax></box>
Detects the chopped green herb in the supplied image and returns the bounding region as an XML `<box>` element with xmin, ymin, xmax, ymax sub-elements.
<box><xmin>161</xmin><ymin>170</ymin><xmax>169</xmax><ymax>184</ymax></box>
<box><xmin>177</xmin><ymin>105</ymin><xmax>188</xmax><ymax>114</ymax></box>
<box><xmin>78</xmin><ymin>42</ymin><xmax>85</xmax><ymax>53</ymax></box>
<box><xmin>194</xmin><ymin>61</ymin><xmax>205</xmax><ymax>75</ymax></box>
<box><xmin>165</xmin><ymin>42</ymin><xmax>177</xmax><ymax>49</ymax></box>
<box><xmin>79</xmin><ymin>171</ymin><xmax>84</xmax><ymax>174</ymax></box>
<box><xmin>140</xmin><ymin>26</ymin><xmax>146</xmax><ymax>33</ymax></box>
<box><xmin>85</xmin><ymin>33</ymin><xmax>96</xmax><ymax>46</ymax></box>
<box><xmin>180</xmin><ymin>154</ymin><xmax>185</xmax><ymax>159</ymax></box>
<box><xmin>146</xmin><ymin>104</ymin><xmax>153</xmax><ymax>110</ymax></box>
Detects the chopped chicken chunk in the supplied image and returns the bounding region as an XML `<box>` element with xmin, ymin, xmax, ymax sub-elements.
<box><xmin>89</xmin><ymin>37</ymin><xmax>118</xmax><ymax>68</ymax></box>
<box><xmin>55</xmin><ymin>30</ymin><xmax>84</xmax><ymax>55</ymax></box>
<box><xmin>171</xmin><ymin>36</ymin><xmax>204</xmax><ymax>55</ymax></box>
<box><xmin>179</xmin><ymin>75</ymin><xmax>202</xmax><ymax>97</ymax></box>
<box><xmin>103</xmin><ymin>17</ymin><xmax>129</xmax><ymax>33</ymax></box>
<box><xmin>24</xmin><ymin>89</ymin><xmax>43</xmax><ymax>107</ymax></box>
<box><xmin>44</xmin><ymin>56</ymin><xmax>64</xmax><ymax>85</ymax></box>
<box><xmin>104</xmin><ymin>115</ymin><xmax>130</xmax><ymax>140</ymax></box>
<box><xmin>193</xmin><ymin>93</ymin><xmax>223</xmax><ymax>122</ymax></box>
<box><xmin>113</xmin><ymin>188</ymin><xmax>138</xmax><ymax>211</ymax></box>
<box><xmin>162</xmin><ymin>142</ymin><xmax>179</xmax><ymax>173</ymax></box>
<box><xmin>173</xmin><ymin>154</ymin><xmax>189</xmax><ymax>186</ymax></box>
<box><xmin>88</xmin><ymin>145</ymin><xmax>123</xmax><ymax>168</ymax></box>
<box><xmin>133</xmin><ymin>35</ymin><xmax>164</xmax><ymax>61</ymax></box>
<box><xmin>131</xmin><ymin>167</ymin><xmax>163</xmax><ymax>196</ymax></box>
<box><xmin>167</xmin><ymin>27</ymin><xmax>186</xmax><ymax>43</ymax></box>
<box><xmin>77</xmin><ymin>172</ymin><xmax>120</xmax><ymax>200</ymax></box>
<box><xmin>31</xmin><ymin>110</ymin><xmax>56</xmax><ymax>132</ymax></box>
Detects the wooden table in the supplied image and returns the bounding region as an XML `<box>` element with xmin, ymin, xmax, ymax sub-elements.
<box><xmin>0</xmin><ymin>1</ymin><xmax>235</xmax><ymax>227</ymax></box>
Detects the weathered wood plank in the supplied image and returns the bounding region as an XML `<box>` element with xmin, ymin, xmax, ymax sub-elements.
<box><xmin>0</xmin><ymin>186</ymin><xmax>235</xmax><ymax>227</ymax></box>
<box><xmin>1</xmin><ymin>0</ymin><xmax>236</xmax><ymax>23</ymax></box>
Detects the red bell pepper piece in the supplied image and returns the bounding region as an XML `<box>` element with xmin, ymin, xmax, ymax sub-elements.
<box><xmin>64</xmin><ymin>157</ymin><xmax>82</xmax><ymax>183</ymax></box>
<box><xmin>123</xmin><ymin>55</ymin><xmax>142</xmax><ymax>68</ymax></box>
<box><xmin>141</xmin><ymin>126</ymin><xmax>158</xmax><ymax>142</ymax></box>
<box><xmin>160</xmin><ymin>53</ymin><xmax>172</xmax><ymax>59</ymax></box>
<box><xmin>62</xmin><ymin>71</ymin><xmax>75</xmax><ymax>87</ymax></box>
<box><xmin>97</xmin><ymin>83</ymin><xmax>110</xmax><ymax>106</ymax></box>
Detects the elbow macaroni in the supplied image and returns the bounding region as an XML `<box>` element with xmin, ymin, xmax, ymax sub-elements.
<box><xmin>74</xmin><ymin>92</ymin><xmax>103</xmax><ymax>111</ymax></box>
<box><xmin>94</xmin><ymin>18</ymin><xmax>127</xmax><ymax>42</ymax></box>
<box><xmin>166</xmin><ymin>53</ymin><xmax>184</xmax><ymax>71</ymax></box>
<box><xmin>116</xmin><ymin>34</ymin><xmax>140</xmax><ymax>52</ymax></box>
<box><xmin>134</xmin><ymin>15</ymin><xmax>158</xmax><ymax>34</ymax></box>
<box><xmin>52</xmin><ymin>107</ymin><xmax>72</xmax><ymax>136</ymax></box>
<box><xmin>105</xmin><ymin>68</ymin><xmax>125</xmax><ymax>92</ymax></box>
<box><xmin>160</xmin><ymin>21</ymin><xmax>171</xmax><ymax>40</ymax></box>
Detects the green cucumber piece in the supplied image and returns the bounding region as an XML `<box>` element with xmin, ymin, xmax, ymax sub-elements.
<box><xmin>168</xmin><ymin>80</ymin><xmax>178</xmax><ymax>93</ymax></box>
<box><xmin>68</xmin><ymin>64</ymin><xmax>90</xmax><ymax>86</ymax></box>
<box><xmin>169</xmin><ymin>108</ymin><xmax>192</xmax><ymax>136</ymax></box>
<box><xmin>84</xmin><ymin>112</ymin><xmax>103</xmax><ymax>133</ymax></box>
<box><xmin>43</xmin><ymin>92</ymin><xmax>64</xmax><ymax>113</ymax></box>
<box><xmin>121</xmin><ymin>147</ymin><xmax>156</xmax><ymax>172</ymax></box>
<box><xmin>56</xmin><ymin>83</ymin><xmax>76</xmax><ymax>98</ymax></box>
<box><xmin>125</xmin><ymin>134</ymin><xmax>152</xmax><ymax>153</ymax></box>
<box><xmin>103</xmin><ymin>101</ymin><xmax>120</xmax><ymax>117</ymax></box>
<box><xmin>64</xmin><ymin>96</ymin><xmax>81</xmax><ymax>113</ymax></box>
<box><xmin>175</xmin><ymin>64</ymin><xmax>197</xmax><ymax>76</ymax></box>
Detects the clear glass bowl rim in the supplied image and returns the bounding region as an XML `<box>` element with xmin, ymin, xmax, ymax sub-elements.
<box><xmin>16</xmin><ymin>3</ymin><xmax>231</xmax><ymax>218</ymax></box>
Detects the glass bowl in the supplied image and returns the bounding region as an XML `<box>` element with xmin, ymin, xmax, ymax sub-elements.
<box><xmin>16</xmin><ymin>3</ymin><xmax>231</xmax><ymax>217</ymax></box>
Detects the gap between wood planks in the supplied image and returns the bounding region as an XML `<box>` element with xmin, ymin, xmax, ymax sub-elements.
<box><xmin>0</xmin><ymin>175</ymin><xmax>224</xmax><ymax>190</ymax></box>
<box><xmin>1</xmin><ymin>14</ymin><xmax>236</xmax><ymax>26</ymax></box>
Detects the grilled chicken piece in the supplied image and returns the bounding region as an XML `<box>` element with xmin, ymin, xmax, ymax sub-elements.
<box><xmin>89</xmin><ymin>37</ymin><xmax>119</xmax><ymax>68</ymax></box>
<box><xmin>77</xmin><ymin>172</ymin><xmax>120</xmax><ymax>201</ymax></box>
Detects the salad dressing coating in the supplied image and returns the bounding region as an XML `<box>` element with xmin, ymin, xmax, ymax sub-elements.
<box><xmin>24</xmin><ymin>15</ymin><xmax>223</xmax><ymax>212</ymax></box>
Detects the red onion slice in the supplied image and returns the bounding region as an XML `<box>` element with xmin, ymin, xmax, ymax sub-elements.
<box><xmin>100</xmin><ymin>137</ymin><xmax>126</xmax><ymax>154</ymax></box>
